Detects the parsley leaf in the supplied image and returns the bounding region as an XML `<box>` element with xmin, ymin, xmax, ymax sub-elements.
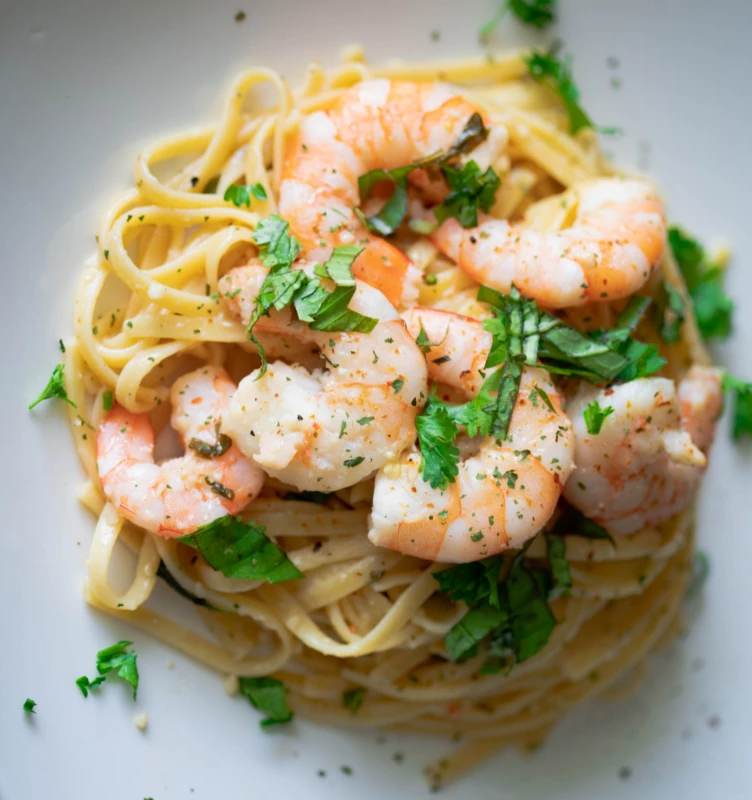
<box><xmin>433</xmin><ymin>161</ymin><xmax>501</xmax><ymax>229</ymax></box>
<box><xmin>253</xmin><ymin>215</ymin><xmax>301</xmax><ymax>269</ymax></box>
<box><xmin>224</xmin><ymin>183</ymin><xmax>267</xmax><ymax>208</ymax></box>
<box><xmin>524</xmin><ymin>43</ymin><xmax>612</xmax><ymax>135</ymax></box>
<box><xmin>415</xmin><ymin>397</ymin><xmax>460</xmax><ymax>489</ymax></box>
<box><xmin>238</xmin><ymin>677</ymin><xmax>294</xmax><ymax>728</ymax></box>
<box><xmin>551</xmin><ymin>505</ymin><xmax>615</xmax><ymax>547</ymax></box>
<box><xmin>29</xmin><ymin>363</ymin><xmax>77</xmax><ymax>409</ymax></box>
<box><xmin>177</xmin><ymin>516</ymin><xmax>302</xmax><ymax>583</ymax></box>
<box><xmin>77</xmin><ymin>641</ymin><xmax>139</xmax><ymax>699</ymax></box>
<box><xmin>357</xmin><ymin>114</ymin><xmax>491</xmax><ymax>235</ymax></box>
<box><xmin>246</xmin><ymin>218</ymin><xmax>376</xmax><ymax>373</ymax></box>
<box><xmin>583</xmin><ymin>400</ymin><xmax>614</xmax><ymax>435</ymax></box>
<box><xmin>342</xmin><ymin>687</ymin><xmax>366</xmax><ymax>713</ymax></box>
<box><xmin>480</xmin><ymin>0</ymin><xmax>557</xmax><ymax>38</ymax></box>
<box><xmin>668</xmin><ymin>226</ymin><xmax>734</xmax><ymax>341</ymax></box>
<box><xmin>444</xmin><ymin>549</ymin><xmax>555</xmax><ymax>664</ymax></box>
<box><xmin>308</xmin><ymin>285</ymin><xmax>378</xmax><ymax>334</ymax></box>
<box><xmin>434</xmin><ymin>556</ymin><xmax>503</xmax><ymax>608</ymax></box>
<box><xmin>723</xmin><ymin>373</ymin><xmax>752</xmax><ymax>440</ymax></box>
<box><xmin>655</xmin><ymin>280</ymin><xmax>685</xmax><ymax>344</ymax></box>
<box><xmin>95</xmin><ymin>641</ymin><xmax>140</xmax><ymax>698</ymax></box>
<box><xmin>315</xmin><ymin>245</ymin><xmax>363</xmax><ymax>286</ymax></box>
<box><xmin>545</xmin><ymin>533</ymin><xmax>571</xmax><ymax>599</ymax></box>
<box><xmin>23</xmin><ymin>698</ymin><xmax>37</xmax><ymax>714</ymax></box>
<box><xmin>445</xmin><ymin>604</ymin><xmax>508</xmax><ymax>662</ymax></box>
<box><xmin>487</xmin><ymin>556</ymin><xmax>555</xmax><ymax>663</ymax></box>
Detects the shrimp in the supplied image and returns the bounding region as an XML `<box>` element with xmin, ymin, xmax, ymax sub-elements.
<box><xmin>368</xmin><ymin>308</ymin><xmax>576</xmax><ymax>563</ymax></box>
<box><xmin>220</xmin><ymin>262</ymin><xmax>428</xmax><ymax>492</ymax></box>
<box><xmin>97</xmin><ymin>365</ymin><xmax>264</xmax><ymax>537</ymax></box>
<box><xmin>430</xmin><ymin>178</ymin><xmax>666</xmax><ymax>308</ymax></box>
<box><xmin>280</xmin><ymin>79</ymin><xmax>507</xmax><ymax>308</ymax></box>
<box><xmin>562</xmin><ymin>366</ymin><xmax>723</xmax><ymax>535</ymax></box>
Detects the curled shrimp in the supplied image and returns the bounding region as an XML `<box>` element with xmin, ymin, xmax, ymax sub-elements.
<box><xmin>430</xmin><ymin>178</ymin><xmax>666</xmax><ymax>308</ymax></box>
<box><xmin>97</xmin><ymin>366</ymin><xmax>264</xmax><ymax>536</ymax></box>
<box><xmin>368</xmin><ymin>308</ymin><xmax>576</xmax><ymax>563</ymax></box>
<box><xmin>280</xmin><ymin>79</ymin><xmax>507</xmax><ymax>307</ymax></box>
<box><xmin>220</xmin><ymin>261</ymin><xmax>428</xmax><ymax>492</ymax></box>
<box><xmin>562</xmin><ymin>366</ymin><xmax>723</xmax><ymax>534</ymax></box>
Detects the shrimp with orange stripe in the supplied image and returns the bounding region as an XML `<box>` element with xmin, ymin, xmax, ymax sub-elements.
<box><xmin>97</xmin><ymin>366</ymin><xmax>264</xmax><ymax>536</ymax></box>
<box><xmin>368</xmin><ymin>307</ymin><xmax>576</xmax><ymax>563</ymax></box>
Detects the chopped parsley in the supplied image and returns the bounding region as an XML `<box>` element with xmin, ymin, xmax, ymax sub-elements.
<box><xmin>655</xmin><ymin>280</ymin><xmax>685</xmax><ymax>344</ymax></box>
<box><xmin>223</xmin><ymin>183</ymin><xmax>267</xmax><ymax>208</ymax></box>
<box><xmin>28</xmin><ymin>364</ymin><xmax>76</xmax><ymax>409</ymax></box>
<box><xmin>23</xmin><ymin>698</ymin><xmax>37</xmax><ymax>714</ymax></box>
<box><xmin>238</xmin><ymin>677</ymin><xmax>293</xmax><ymax>728</ymax></box>
<box><xmin>177</xmin><ymin>515</ymin><xmax>302</xmax><ymax>583</ymax></box>
<box><xmin>524</xmin><ymin>43</ymin><xmax>616</xmax><ymax>135</ymax></box>
<box><xmin>722</xmin><ymin>373</ymin><xmax>752</xmax><ymax>440</ymax></box>
<box><xmin>246</xmin><ymin>217</ymin><xmax>377</xmax><ymax>375</ymax></box>
<box><xmin>188</xmin><ymin>426</ymin><xmax>233</xmax><ymax>458</ymax></box>
<box><xmin>102</xmin><ymin>390</ymin><xmax>113</xmax><ymax>411</ymax></box>
<box><xmin>668</xmin><ymin>226</ymin><xmax>734</xmax><ymax>341</ymax></box>
<box><xmin>443</xmin><ymin>546</ymin><xmax>555</xmax><ymax>664</ymax></box>
<box><xmin>343</xmin><ymin>456</ymin><xmax>365</xmax><ymax>468</ymax></box>
<box><xmin>392</xmin><ymin>378</ymin><xmax>405</xmax><ymax>394</ymax></box>
<box><xmin>342</xmin><ymin>687</ymin><xmax>366</xmax><ymax>713</ymax></box>
<box><xmin>77</xmin><ymin>640</ymin><xmax>139</xmax><ymax>699</ymax></box>
<box><xmin>480</xmin><ymin>0</ymin><xmax>557</xmax><ymax>38</ymax></box>
<box><xmin>357</xmin><ymin>114</ymin><xmax>498</xmax><ymax>234</ymax></box>
<box><xmin>413</xmin><ymin>284</ymin><xmax>661</xmax><ymax>492</ymax></box>
<box><xmin>434</xmin><ymin>556</ymin><xmax>503</xmax><ymax>608</ymax></box>
<box><xmin>551</xmin><ymin>505</ymin><xmax>615</xmax><ymax>547</ymax></box>
<box><xmin>545</xmin><ymin>534</ymin><xmax>571</xmax><ymax>599</ymax></box>
<box><xmin>583</xmin><ymin>400</ymin><xmax>614</xmax><ymax>435</ymax></box>
<box><xmin>433</xmin><ymin>160</ymin><xmax>501</xmax><ymax>229</ymax></box>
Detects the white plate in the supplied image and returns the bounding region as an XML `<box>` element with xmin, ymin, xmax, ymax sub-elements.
<box><xmin>1</xmin><ymin>1</ymin><xmax>750</xmax><ymax>798</ymax></box>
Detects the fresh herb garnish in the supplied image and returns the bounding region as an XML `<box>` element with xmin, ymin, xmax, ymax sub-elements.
<box><xmin>583</xmin><ymin>400</ymin><xmax>614</xmax><ymax>435</ymax></box>
<box><xmin>545</xmin><ymin>533</ymin><xmax>571</xmax><ymax>599</ymax></box>
<box><xmin>655</xmin><ymin>281</ymin><xmax>686</xmax><ymax>344</ymax></box>
<box><xmin>343</xmin><ymin>456</ymin><xmax>365</xmax><ymax>468</ymax></box>
<box><xmin>443</xmin><ymin>548</ymin><xmax>555</xmax><ymax>664</ymax></box>
<box><xmin>433</xmin><ymin>160</ymin><xmax>501</xmax><ymax>229</ymax></box>
<box><xmin>668</xmin><ymin>226</ymin><xmax>734</xmax><ymax>341</ymax></box>
<box><xmin>188</xmin><ymin>427</ymin><xmax>233</xmax><ymax>459</ymax></box>
<box><xmin>434</xmin><ymin>556</ymin><xmax>503</xmax><ymax>608</ymax></box>
<box><xmin>177</xmin><ymin>516</ymin><xmax>302</xmax><ymax>583</ymax></box>
<box><xmin>722</xmin><ymin>373</ymin><xmax>752</xmax><ymax>440</ymax></box>
<box><xmin>102</xmin><ymin>390</ymin><xmax>113</xmax><ymax>411</ymax></box>
<box><xmin>342</xmin><ymin>687</ymin><xmax>366</xmax><ymax>713</ymax></box>
<box><xmin>415</xmin><ymin>397</ymin><xmax>461</xmax><ymax>489</ymax></box>
<box><xmin>29</xmin><ymin>364</ymin><xmax>77</xmax><ymax>409</ymax></box>
<box><xmin>551</xmin><ymin>505</ymin><xmax>615</xmax><ymax>547</ymax></box>
<box><xmin>238</xmin><ymin>677</ymin><xmax>294</xmax><ymax>728</ymax></box>
<box><xmin>246</xmin><ymin>218</ymin><xmax>377</xmax><ymax>375</ymax></box>
<box><xmin>480</xmin><ymin>0</ymin><xmax>557</xmax><ymax>38</ymax></box>
<box><xmin>23</xmin><ymin>698</ymin><xmax>37</xmax><ymax>714</ymax></box>
<box><xmin>357</xmin><ymin>114</ymin><xmax>495</xmax><ymax>235</ymax></box>
<box><xmin>224</xmin><ymin>183</ymin><xmax>267</xmax><ymax>208</ymax></box>
<box><xmin>524</xmin><ymin>43</ymin><xmax>615</xmax><ymax>135</ymax></box>
<box><xmin>77</xmin><ymin>641</ymin><xmax>139</xmax><ymax>699</ymax></box>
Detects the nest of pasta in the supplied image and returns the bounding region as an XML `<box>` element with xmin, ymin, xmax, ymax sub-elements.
<box><xmin>66</xmin><ymin>49</ymin><xmax>714</xmax><ymax>788</ymax></box>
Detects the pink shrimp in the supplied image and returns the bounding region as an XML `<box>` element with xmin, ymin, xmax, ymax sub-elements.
<box><xmin>430</xmin><ymin>178</ymin><xmax>666</xmax><ymax>308</ymax></box>
<box><xmin>280</xmin><ymin>79</ymin><xmax>507</xmax><ymax>308</ymax></box>
<box><xmin>97</xmin><ymin>365</ymin><xmax>264</xmax><ymax>536</ymax></box>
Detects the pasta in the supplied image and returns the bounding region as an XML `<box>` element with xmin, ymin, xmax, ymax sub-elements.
<box><xmin>65</xmin><ymin>47</ymin><xmax>713</xmax><ymax>789</ymax></box>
